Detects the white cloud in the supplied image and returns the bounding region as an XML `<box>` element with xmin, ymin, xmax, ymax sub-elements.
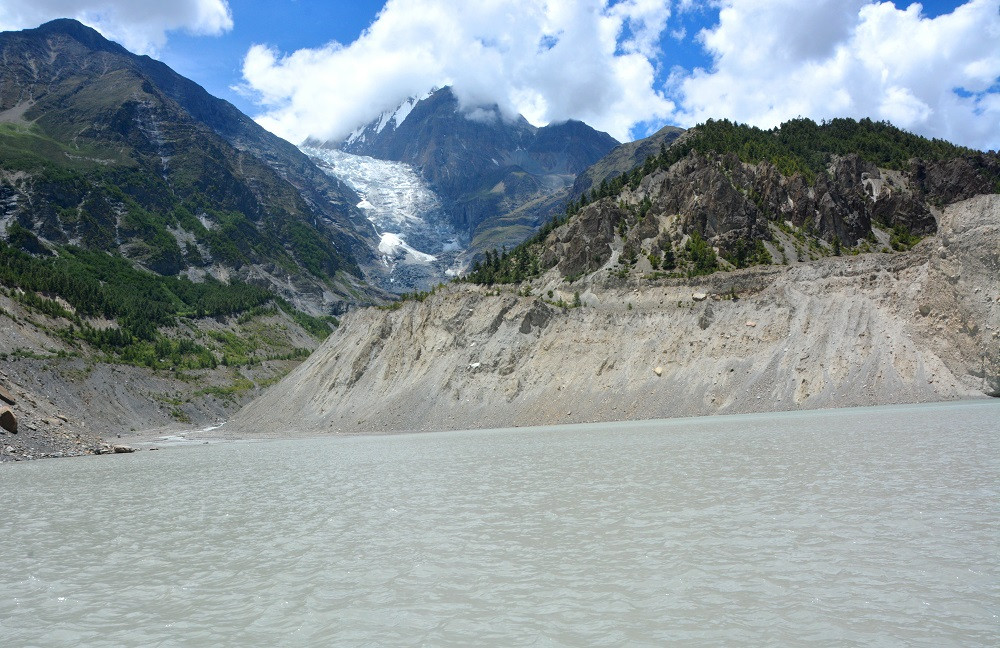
<box><xmin>670</xmin><ymin>0</ymin><xmax>1000</xmax><ymax>151</ymax></box>
<box><xmin>240</xmin><ymin>0</ymin><xmax>676</xmax><ymax>144</ymax></box>
<box><xmin>0</xmin><ymin>0</ymin><xmax>233</xmax><ymax>54</ymax></box>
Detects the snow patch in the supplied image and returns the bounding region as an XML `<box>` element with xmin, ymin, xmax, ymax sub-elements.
<box><xmin>345</xmin><ymin>126</ymin><xmax>364</xmax><ymax>146</ymax></box>
<box><xmin>390</xmin><ymin>97</ymin><xmax>417</xmax><ymax>129</ymax></box>
<box><xmin>374</xmin><ymin>110</ymin><xmax>394</xmax><ymax>135</ymax></box>
<box><xmin>379</xmin><ymin>233</ymin><xmax>437</xmax><ymax>262</ymax></box>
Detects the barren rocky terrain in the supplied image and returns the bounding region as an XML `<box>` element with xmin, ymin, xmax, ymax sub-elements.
<box><xmin>229</xmin><ymin>194</ymin><xmax>998</xmax><ymax>437</ymax></box>
<box><xmin>0</xmin><ymin>301</ymin><xmax>321</xmax><ymax>461</ymax></box>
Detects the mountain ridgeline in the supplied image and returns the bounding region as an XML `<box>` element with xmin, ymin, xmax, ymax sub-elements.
<box><xmin>0</xmin><ymin>19</ymin><xmax>379</xmax><ymax>316</ymax></box>
<box><xmin>0</xmin><ymin>20</ymin><xmax>393</xmax><ymax>453</ymax></box>
<box><xmin>319</xmin><ymin>87</ymin><xmax>620</xmax><ymax>255</ymax></box>
<box><xmin>465</xmin><ymin>117</ymin><xmax>1000</xmax><ymax>285</ymax></box>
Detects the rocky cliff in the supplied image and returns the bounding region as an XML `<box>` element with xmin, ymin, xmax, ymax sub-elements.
<box><xmin>228</xmin><ymin>194</ymin><xmax>998</xmax><ymax>437</ymax></box>
<box><xmin>545</xmin><ymin>119</ymin><xmax>1000</xmax><ymax>282</ymax></box>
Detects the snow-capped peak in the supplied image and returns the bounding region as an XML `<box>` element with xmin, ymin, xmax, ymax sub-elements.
<box><xmin>344</xmin><ymin>90</ymin><xmax>432</xmax><ymax>147</ymax></box>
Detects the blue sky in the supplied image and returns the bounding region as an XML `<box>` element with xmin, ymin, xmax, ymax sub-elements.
<box><xmin>1</xmin><ymin>1</ymin><xmax>996</xmax><ymax>149</ymax></box>
<box><xmin>161</xmin><ymin>1</ymin><xmax>386</xmax><ymax>115</ymax></box>
<box><xmin>162</xmin><ymin>0</ymin><xmax>714</xmax><ymax>116</ymax></box>
<box><xmin>160</xmin><ymin>1</ymin><xmax>965</xmax><ymax>117</ymax></box>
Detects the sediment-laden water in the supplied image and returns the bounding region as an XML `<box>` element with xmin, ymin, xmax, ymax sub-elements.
<box><xmin>1</xmin><ymin>400</ymin><xmax>997</xmax><ymax>646</ymax></box>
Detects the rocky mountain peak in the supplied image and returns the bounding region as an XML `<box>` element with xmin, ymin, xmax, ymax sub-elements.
<box><xmin>27</xmin><ymin>18</ymin><xmax>129</xmax><ymax>55</ymax></box>
<box><xmin>304</xmin><ymin>85</ymin><xmax>619</xmax><ymax>262</ymax></box>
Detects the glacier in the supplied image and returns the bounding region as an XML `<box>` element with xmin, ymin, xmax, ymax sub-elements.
<box><xmin>302</xmin><ymin>146</ymin><xmax>469</xmax><ymax>291</ymax></box>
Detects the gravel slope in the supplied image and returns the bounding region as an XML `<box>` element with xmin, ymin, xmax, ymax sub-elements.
<box><xmin>229</xmin><ymin>195</ymin><xmax>999</xmax><ymax>437</ymax></box>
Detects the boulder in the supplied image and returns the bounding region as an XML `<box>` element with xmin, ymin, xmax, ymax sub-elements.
<box><xmin>698</xmin><ymin>304</ymin><xmax>715</xmax><ymax>330</ymax></box>
<box><xmin>519</xmin><ymin>300</ymin><xmax>555</xmax><ymax>334</ymax></box>
<box><xmin>654</xmin><ymin>366</ymin><xmax>663</xmax><ymax>377</ymax></box>
<box><xmin>112</xmin><ymin>444</ymin><xmax>135</xmax><ymax>454</ymax></box>
<box><xmin>0</xmin><ymin>407</ymin><xmax>16</xmax><ymax>434</ymax></box>
<box><xmin>692</xmin><ymin>292</ymin><xmax>707</xmax><ymax>301</ymax></box>
<box><xmin>0</xmin><ymin>383</ymin><xmax>14</xmax><ymax>406</ymax></box>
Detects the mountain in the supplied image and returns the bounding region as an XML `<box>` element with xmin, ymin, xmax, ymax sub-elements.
<box><xmin>319</xmin><ymin>86</ymin><xmax>619</xmax><ymax>257</ymax></box>
<box><xmin>230</xmin><ymin>193</ymin><xmax>1000</xmax><ymax>437</ymax></box>
<box><xmin>469</xmin><ymin>117</ymin><xmax>1000</xmax><ymax>282</ymax></box>
<box><xmin>571</xmin><ymin>124</ymin><xmax>685</xmax><ymax>198</ymax></box>
<box><xmin>0</xmin><ymin>19</ymin><xmax>394</xmax><ymax>459</ymax></box>
<box><xmin>228</xmin><ymin>118</ymin><xmax>1000</xmax><ymax>437</ymax></box>
<box><xmin>0</xmin><ymin>19</ymin><xmax>380</xmax><ymax>314</ymax></box>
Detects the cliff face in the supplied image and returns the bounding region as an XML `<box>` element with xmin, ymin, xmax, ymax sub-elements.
<box><xmin>655</xmin><ymin>151</ymin><xmax>996</xmax><ymax>246</ymax></box>
<box><xmin>229</xmin><ymin>194</ymin><xmax>999</xmax><ymax>437</ymax></box>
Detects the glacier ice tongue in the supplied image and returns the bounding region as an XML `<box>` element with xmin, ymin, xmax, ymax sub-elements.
<box><xmin>303</xmin><ymin>146</ymin><xmax>469</xmax><ymax>291</ymax></box>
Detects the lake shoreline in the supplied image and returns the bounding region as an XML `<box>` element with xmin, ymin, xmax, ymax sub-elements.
<box><xmin>119</xmin><ymin>396</ymin><xmax>999</xmax><ymax>453</ymax></box>
<box><xmin>4</xmin><ymin>395</ymin><xmax>995</xmax><ymax>463</ymax></box>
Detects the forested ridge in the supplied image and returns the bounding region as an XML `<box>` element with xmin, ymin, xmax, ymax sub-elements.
<box><xmin>464</xmin><ymin>117</ymin><xmax>999</xmax><ymax>286</ymax></box>
<box><xmin>1</xmin><ymin>234</ymin><xmax>336</xmax><ymax>369</ymax></box>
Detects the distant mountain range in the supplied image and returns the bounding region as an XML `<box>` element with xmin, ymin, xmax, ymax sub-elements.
<box><xmin>309</xmin><ymin>87</ymin><xmax>619</xmax><ymax>257</ymax></box>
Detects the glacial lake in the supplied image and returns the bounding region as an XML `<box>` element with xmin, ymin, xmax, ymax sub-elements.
<box><xmin>1</xmin><ymin>400</ymin><xmax>998</xmax><ymax>646</ymax></box>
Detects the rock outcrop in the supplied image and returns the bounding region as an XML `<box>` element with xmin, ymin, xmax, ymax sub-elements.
<box><xmin>544</xmin><ymin>200</ymin><xmax>623</xmax><ymax>277</ymax></box>
<box><xmin>536</xmin><ymin>147</ymin><xmax>998</xmax><ymax>277</ymax></box>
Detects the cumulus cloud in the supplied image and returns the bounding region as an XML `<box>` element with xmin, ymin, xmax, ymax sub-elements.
<box><xmin>670</xmin><ymin>0</ymin><xmax>1000</xmax><ymax>151</ymax></box>
<box><xmin>240</xmin><ymin>0</ymin><xmax>676</xmax><ymax>144</ymax></box>
<box><xmin>0</xmin><ymin>0</ymin><xmax>233</xmax><ymax>54</ymax></box>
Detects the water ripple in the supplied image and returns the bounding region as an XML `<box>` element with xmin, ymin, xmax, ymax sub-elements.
<box><xmin>1</xmin><ymin>400</ymin><xmax>998</xmax><ymax>646</ymax></box>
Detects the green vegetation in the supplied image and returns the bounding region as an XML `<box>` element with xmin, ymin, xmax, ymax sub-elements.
<box><xmin>657</xmin><ymin>117</ymin><xmax>980</xmax><ymax>182</ymax></box>
<box><xmin>680</xmin><ymin>231</ymin><xmax>719</xmax><ymax>277</ymax></box>
<box><xmin>464</xmin><ymin>246</ymin><xmax>543</xmax><ymax>285</ymax></box>
<box><xmin>0</xmin><ymin>237</ymin><xmax>334</xmax><ymax>369</ymax></box>
<box><xmin>462</xmin><ymin>116</ymin><xmax>990</xmax><ymax>288</ymax></box>
<box><xmin>563</xmin><ymin>117</ymin><xmax>987</xmax><ymax>219</ymax></box>
<box><xmin>888</xmin><ymin>223</ymin><xmax>922</xmax><ymax>251</ymax></box>
<box><xmin>0</xmin><ymin>122</ymin><xmax>129</xmax><ymax>171</ymax></box>
<box><xmin>721</xmin><ymin>238</ymin><xmax>773</xmax><ymax>269</ymax></box>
